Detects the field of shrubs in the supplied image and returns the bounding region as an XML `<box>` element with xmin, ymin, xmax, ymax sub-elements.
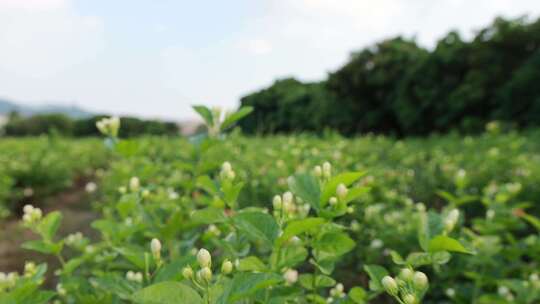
<box><xmin>1</xmin><ymin>107</ymin><xmax>539</xmax><ymax>303</ymax></box>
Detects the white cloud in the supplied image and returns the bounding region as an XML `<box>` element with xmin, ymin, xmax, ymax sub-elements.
<box><xmin>246</xmin><ymin>39</ymin><xmax>272</xmax><ymax>55</ymax></box>
<box><xmin>0</xmin><ymin>0</ymin><xmax>104</xmax><ymax>78</ymax></box>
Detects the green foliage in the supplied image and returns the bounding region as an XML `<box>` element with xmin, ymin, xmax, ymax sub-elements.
<box><xmin>3</xmin><ymin>114</ymin><xmax>179</xmax><ymax>137</ymax></box>
<box><xmin>239</xmin><ymin>16</ymin><xmax>540</xmax><ymax>136</ymax></box>
<box><xmin>2</xmin><ymin>106</ymin><xmax>540</xmax><ymax>303</ymax></box>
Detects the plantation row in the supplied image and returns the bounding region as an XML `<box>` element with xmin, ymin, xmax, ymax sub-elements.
<box><xmin>0</xmin><ymin>137</ymin><xmax>108</xmax><ymax>218</ymax></box>
<box><xmin>0</xmin><ymin>108</ymin><xmax>539</xmax><ymax>303</ymax></box>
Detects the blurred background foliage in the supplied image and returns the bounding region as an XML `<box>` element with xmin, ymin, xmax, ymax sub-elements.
<box><xmin>239</xmin><ymin>16</ymin><xmax>540</xmax><ymax>136</ymax></box>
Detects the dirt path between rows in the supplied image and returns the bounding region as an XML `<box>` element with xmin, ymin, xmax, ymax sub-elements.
<box><xmin>0</xmin><ymin>178</ymin><xmax>99</xmax><ymax>284</ymax></box>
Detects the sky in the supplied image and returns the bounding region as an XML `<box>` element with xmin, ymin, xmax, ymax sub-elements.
<box><xmin>1</xmin><ymin>0</ymin><xmax>540</xmax><ymax>121</ymax></box>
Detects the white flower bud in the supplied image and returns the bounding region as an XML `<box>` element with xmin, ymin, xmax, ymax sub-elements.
<box><xmin>381</xmin><ymin>276</ymin><xmax>398</xmax><ymax>295</ymax></box>
<box><xmin>198</xmin><ymin>267</ymin><xmax>212</xmax><ymax>283</ymax></box>
<box><xmin>273</xmin><ymin>195</ymin><xmax>282</xmax><ymax>210</ymax></box>
<box><xmin>313</xmin><ymin>165</ymin><xmax>322</xmax><ymax>177</ymax></box>
<box><xmin>197</xmin><ymin>248</ymin><xmax>212</xmax><ymax>268</ymax></box>
<box><xmin>399</xmin><ymin>268</ymin><xmax>414</xmax><ymax>281</ymax></box>
<box><xmin>32</xmin><ymin>208</ymin><xmax>42</xmax><ymax>219</ymax></box>
<box><xmin>413</xmin><ymin>271</ymin><xmax>428</xmax><ymax>290</ymax></box>
<box><xmin>130</xmin><ymin>177</ymin><xmax>140</xmax><ymax>192</ymax></box>
<box><xmin>150</xmin><ymin>238</ymin><xmax>161</xmax><ymax>259</ymax></box>
<box><xmin>182</xmin><ymin>266</ymin><xmax>194</xmax><ymax>279</ymax></box>
<box><xmin>85</xmin><ymin>182</ymin><xmax>97</xmax><ymax>193</ymax></box>
<box><xmin>222</xmin><ymin>162</ymin><xmax>232</xmax><ymax>172</ymax></box>
<box><xmin>322</xmin><ymin>162</ymin><xmax>332</xmax><ymax>177</ymax></box>
<box><xmin>350</xmin><ymin>220</ymin><xmax>360</xmax><ymax>231</ymax></box>
<box><xmin>329</xmin><ymin>197</ymin><xmax>338</xmax><ymax>206</ymax></box>
<box><xmin>221</xmin><ymin>260</ymin><xmax>233</xmax><ymax>274</ymax></box>
<box><xmin>22</xmin><ymin>213</ymin><xmax>32</xmax><ymax>223</ymax></box>
<box><xmin>283</xmin><ymin>192</ymin><xmax>294</xmax><ymax>205</ymax></box>
<box><xmin>23</xmin><ymin>204</ymin><xmax>34</xmax><ymax>214</ymax></box>
<box><xmin>283</xmin><ymin>269</ymin><xmax>298</xmax><ymax>284</ymax></box>
<box><xmin>56</xmin><ymin>283</ymin><xmax>67</xmax><ymax>296</ymax></box>
<box><xmin>336</xmin><ymin>184</ymin><xmax>348</xmax><ymax>200</ymax></box>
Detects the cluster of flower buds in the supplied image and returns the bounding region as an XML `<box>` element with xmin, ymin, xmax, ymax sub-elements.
<box><xmin>443</xmin><ymin>209</ymin><xmax>460</xmax><ymax>233</ymax></box>
<box><xmin>96</xmin><ymin>116</ymin><xmax>120</xmax><ymax>138</ymax></box>
<box><xmin>0</xmin><ymin>272</ymin><xmax>18</xmax><ymax>291</ymax></box>
<box><xmin>272</xmin><ymin>191</ymin><xmax>310</xmax><ymax>220</ymax></box>
<box><xmin>126</xmin><ymin>271</ymin><xmax>143</xmax><ymax>283</ymax></box>
<box><xmin>182</xmin><ymin>248</ymin><xmax>233</xmax><ymax>288</ymax></box>
<box><xmin>220</xmin><ymin>162</ymin><xmax>236</xmax><ymax>180</ymax></box>
<box><xmin>22</xmin><ymin>204</ymin><xmax>42</xmax><ymax>225</ymax></box>
<box><xmin>313</xmin><ymin>162</ymin><xmax>332</xmax><ymax>179</ymax></box>
<box><xmin>327</xmin><ymin>283</ymin><xmax>345</xmax><ymax>302</ymax></box>
<box><xmin>382</xmin><ymin>269</ymin><xmax>428</xmax><ymax>304</ymax></box>
<box><xmin>283</xmin><ymin>268</ymin><xmax>298</xmax><ymax>285</ymax></box>
<box><xmin>23</xmin><ymin>262</ymin><xmax>37</xmax><ymax>278</ymax></box>
<box><xmin>65</xmin><ymin>232</ymin><xmax>85</xmax><ymax>248</ymax></box>
<box><xmin>326</xmin><ymin>183</ymin><xmax>354</xmax><ymax>214</ymax></box>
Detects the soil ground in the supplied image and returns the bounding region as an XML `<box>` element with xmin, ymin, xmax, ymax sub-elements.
<box><xmin>0</xmin><ymin>178</ymin><xmax>99</xmax><ymax>286</ymax></box>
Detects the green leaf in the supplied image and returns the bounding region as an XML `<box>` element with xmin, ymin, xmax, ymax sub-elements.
<box><xmin>93</xmin><ymin>273</ymin><xmax>137</xmax><ymax>300</ymax></box>
<box><xmin>299</xmin><ymin>274</ymin><xmax>336</xmax><ymax>290</ymax></box>
<box><xmin>222</xmin><ymin>181</ymin><xmax>244</xmax><ymax>207</ymax></box>
<box><xmin>389</xmin><ymin>251</ymin><xmax>405</xmax><ymax>265</ymax></box>
<box><xmin>343</xmin><ymin>187</ymin><xmax>370</xmax><ymax>204</ymax></box>
<box><xmin>349</xmin><ymin>287</ymin><xmax>368</xmax><ymax>303</ymax></box>
<box><xmin>418</xmin><ymin>211</ymin><xmax>444</xmax><ymax>251</ymax></box>
<box><xmin>321</xmin><ymin>172</ymin><xmax>365</xmax><ymax>206</ymax></box>
<box><xmin>192</xmin><ymin>105</ymin><xmax>214</xmax><ymax>127</ymax></box>
<box><xmin>313</xmin><ymin>231</ymin><xmax>356</xmax><ymax>262</ymax></box>
<box><xmin>37</xmin><ymin>211</ymin><xmax>62</xmax><ymax>241</ymax></box>
<box><xmin>132</xmin><ymin>282</ymin><xmax>203</xmax><ymax>304</ymax></box>
<box><xmin>222</xmin><ymin>272</ymin><xmax>282</xmax><ymax>302</ymax></box>
<box><xmin>196</xmin><ymin>175</ymin><xmax>218</xmax><ymax>195</ymax></box>
<box><xmin>21</xmin><ymin>240</ymin><xmax>62</xmax><ymax>255</ymax></box>
<box><xmin>233</xmin><ymin>211</ymin><xmax>280</xmax><ymax>247</ymax></box>
<box><xmin>154</xmin><ymin>256</ymin><xmax>195</xmax><ymax>282</ymax></box>
<box><xmin>237</xmin><ymin>256</ymin><xmax>268</xmax><ymax>272</ymax></box>
<box><xmin>272</xmin><ymin>246</ymin><xmax>308</xmax><ymax>269</ymax></box>
<box><xmin>428</xmin><ymin>235</ymin><xmax>474</xmax><ymax>254</ymax></box>
<box><xmin>405</xmin><ymin>251</ymin><xmax>451</xmax><ymax>266</ymax></box>
<box><xmin>114</xmin><ymin>246</ymin><xmax>146</xmax><ymax>269</ymax></box>
<box><xmin>521</xmin><ymin>213</ymin><xmax>540</xmax><ymax>231</ymax></box>
<box><xmin>363</xmin><ymin>264</ymin><xmax>388</xmax><ymax>292</ymax></box>
<box><xmin>221</xmin><ymin>106</ymin><xmax>254</xmax><ymax>130</ymax></box>
<box><xmin>190</xmin><ymin>208</ymin><xmax>226</xmax><ymax>225</ymax></box>
<box><xmin>288</xmin><ymin>173</ymin><xmax>321</xmax><ymax>211</ymax></box>
<box><xmin>277</xmin><ymin>218</ymin><xmax>326</xmax><ymax>246</ymax></box>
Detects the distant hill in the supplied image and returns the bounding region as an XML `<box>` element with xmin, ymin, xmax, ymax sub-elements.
<box><xmin>0</xmin><ymin>98</ymin><xmax>93</xmax><ymax>118</ymax></box>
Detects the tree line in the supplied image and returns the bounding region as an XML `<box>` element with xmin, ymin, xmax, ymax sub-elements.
<box><xmin>2</xmin><ymin>113</ymin><xmax>179</xmax><ymax>137</ymax></box>
<box><xmin>239</xmin><ymin>16</ymin><xmax>540</xmax><ymax>136</ymax></box>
